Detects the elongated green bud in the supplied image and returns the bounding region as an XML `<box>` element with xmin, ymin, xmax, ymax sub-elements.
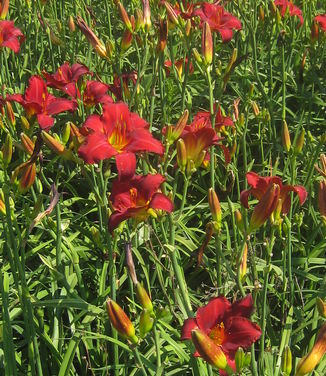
<box><xmin>136</xmin><ymin>283</ymin><xmax>153</xmax><ymax>312</ymax></box>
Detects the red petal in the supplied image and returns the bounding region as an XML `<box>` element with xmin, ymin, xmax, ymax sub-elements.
<box><xmin>223</xmin><ymin>317</ymin><xmax>261</xmax><ymax>356</ymax></box>
<box><xmin>115</xmin><ymin>152</ymin><xmax>136</xmax><ymax>179</ymax></box>
<box><xmin>108</xmin><ymin>210</ymin><xmax>132</xmax><ymax>232</ymax></box>
<box><xmin>25</xmin><ymin>76</ymin><xmax>47</xmax><ymax>105</ymax></box>
<box><xmin>240</xmin><ymin>189</ymin><xmax>251</xmax><ymax>209</ymax></box>
<box><xmin>78</xmin><ymin>133</ymin><xmax>117</xmax><ymax>163</ymax></box>
<box><xmin>37</xmin><ymin>114</ymin><xmax>54</xmax><ymax>129</ymax></box>
<box><xmin>127</xmin><ymin>128</ymin><xmax>164</xmax><ymax>155</ymax></box>
<box><xmin>180</xmin><ymin>318</ymin><xmax>198</xmax><ymax>340</ymax></box>
<box><xmin>196</xmin><ymin>296</ymin><xmax>230</xmax><ymax>334</ymax></box>
<box><xmin>83</xmin><ymin>114</ymin><xmax>105</xmax><ymax>133</ymax></box>
<box><xmin>150</xmin><ymin>193</ymin><xmax>174</xmax><ymax>212</ymax></box>
<box><xmin>229</xmin><ymin>295</ymin><xmax>254</xmax><ymax>318</ymax></box>
<box><xmin>137</xmin><ymin>174</ymin><xmax>165</xmax><ymax>202</ymax></box>
<box><xmin>46</xmin><ymin>96</ymin><xmax>76</xmax><ymax>115</ymax></box>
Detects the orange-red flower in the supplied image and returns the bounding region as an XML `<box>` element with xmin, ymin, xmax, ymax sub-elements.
<box><xmin>193</xmin><ymin>3</ymin><xmax>242</xmax><ymax>42</ymax></box>
<box><xmin>108</xmin><ymin>72</ymin><xmax>138</xmax><ymax>101</ymax></box>
<box><xmin>8</xmin><ymin>76</ymin><xmax>76</xmax><ymax>129</ymax></box>
<box><xmin>42</xmin><ymin>62</ymin><xmax>91</xmax><ymax>98</ymax></box>
<box><xmin>108</xmin><ymin>172</ymin><xmax>173</xmax><ymax>231</ymax></box>
<box><xmin>241</xmin><ymin>172</ymin><xmax>307</xmax><ymax>215</ymax></box>
<box><xmin>181</xmin><ymin>295</ymin><xmax>261</xmax><ymax>370</ymax></box>
<box><xmin>315</xmin><ymin>15</ymin><xmax>326</xmax><ymax>32</ymax></box>
<box><xmin>274</xmin><ymin>0</ymin><xmax>303</xmax><ymax>25</ymax></box>
<box><xmin>0</xmin><ymin>20</ymin><xmax>24</xmax><ymax>53</ymax></box>
<box><xmin>82</xmin><ymin>80</ymin><xmax>113</xmax><ymax>107</ymax></box>
<box><xmin>164</xmin><ymin>58</ymin><xmax>194</xmax><ymax>80</ymax></box>
<box><xmin>78</xmin><ymin>102</ymin><xmax>164</xmax><ymax>176</ymax></box>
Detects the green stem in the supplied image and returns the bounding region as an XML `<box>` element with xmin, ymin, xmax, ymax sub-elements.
<box><xmin>132</xmin><ymin>347</ymin><xmax>148</xmax><ymax>376</ymax></box>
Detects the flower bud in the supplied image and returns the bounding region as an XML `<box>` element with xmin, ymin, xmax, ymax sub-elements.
<box><xmin>139</xmin><ymin>309</ymin><xmax>154</xmax><ymax>337</ymax></box>
<box><xmin>208</xmin><ymin>188</ymin><xmax>222</xmax><ymax>233</ymax></box>
<box><xmin>240</xmin><ymin>242</ymin><xmax>248</xmax><ymax>281</ymax></box>
<box><xmin>125</xmin><ymin>241</ymin><xmax>138</xmax><ymax>284</ymax></box>
<box><xmin>192</xmin><ymin>48</ymin><xmax>203</xmax><ymax>64</ymax></box>
<box><xmin>20</xmin><ymin>133</ymin><xmax>34</xmax><ymax>155</ymax></box>
<box><xmin>142</xmin><ymin>0</ymin><xmax>151</xmax><ymax>30</ymax></box>
<box><xmin>185</xmin><ymin>19</ymin><xmax>191</xmax><ymax>37</ymax></box>
<box><xmin>235</xmin><ymin>209</ymin><xmax>245</xmax><ymax>233</ymax></box>
<box><xmin>295</xmin><ymin>322</ymin><xmax>326</xmax><ymax>375</ymax></box>
<box><xmin>135</xmin><ymin>8</ymin><xmax>144</xmax><ymax>31</ymax></box>
<box><xmin>157</xmin><ymin>17</ymin><xmax>168</xmax><ymax>52</ymax></box>
<box><xmin>316</xmin><ymin>297</ymin><xmax>326</xmax><ymax>318</ymax></box>
<box><xmin>202</xmin><ymin>22</ymin><xmax>213</xmax><ymax>66</ymax></box>
<box><xmin>177</xmin><ymin>138</ymin><xmax>187</xmax><ymax>172</ymax></box>
<box><xmin>18</xmin><ymin>162</ymin><xmax>36</xmax><ymax>192</ymax></box>
<box><xmin>136</xmin><ymin>283</ymin><xmax>153</xmax><ymax>312</ymax></box>
<box><xmin>2</xmin><ymin>133</ymin><xmax>12</xmax><ymax>166</ymax></box>
<box><xmin>164</xmin><ymin>2</ymin><xmax>179</xmax><ymax>25</ymax></box>
<box><xmin>6</xmin><ymin>101</ymin><xmax>15</xmax><ymax>127</ymax></box>
<box><xmin>121</xmin><ymin>29</ymin><xmax>133</xmax><ymax>51</ymax></box>
<box><xmin>294</xmin><ymin>129</ymin><xmax>305</xmax><ymax>155</ymax></box>
<box><xmin>41</xmin><ymin>131</ymin><xmax>65</xmax><ymax>154</ymax></box>
<box><xmin>259</xmin><ymin>5</ymin><xmax>265</xmax><ymax>22</ymax></box>
<box><xmin>106</xmin><ymin>299</ymin><xmax>138</xmax><ymax>344</ymax></box>
<box><xmin>68</xmin><ymin>15</ymin><xmax>75</xmax><ymax>32</ymax></box>
<box><xmin>62</xmin><ymin>122</ymin><xmax>71</xmax><ymax>144</ymax></box>
<box><xmin>0</xmin><ymin>193</ymin><xmax>5</xmax><ymax>215</ymax></box>
<box><xmin>191</xmin><ymin>329</ymin><xmax>227</xmax><ymax>370</ymax></box>
<box><xmin>117</xmin><ymin>2</ymin><xmax>133</xmax><ymax>32</ymax></box>
<box><xmin>21</xmin><ymin>116</ymin><xmax>30</xmax><ymax>131</ymax></box>
<box><xmin>0</xmin><ymin>0</ymin><xmax>9</xmax><ymax>19</ymax></box>
<box><xmin>251</xmin><ymin>101</ymin><xmax>260</xmax><ymax>117</ymax></box>
<box><xmin>281</xmin><ymin>346</ymin><xmax>292</xmax><ymax>376</ymax></box>
<box><xmin>282</xmin><ymin>120</ymin><xmax>291</xmax><ymax>152</ymax></box>
<box><xmin>249</xmin><ymin>183</ymin><xmax>280</xmax><ymax>233</ymax></box>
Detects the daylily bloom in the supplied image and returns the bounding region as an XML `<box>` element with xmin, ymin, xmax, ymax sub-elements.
<box><xmin>78</xmin><ymin>102</ymin><xmax>164</xmax><ymax>174</ymax></box>
<box><xmin>295</xmin><ymin>322</ymin><xmax>326</xmax><ymax>375</ymax></box>
<box><xmin>191</xmin><ymin>106</ymin><xmax>234</xmax><ymax>133</ymax></box>
<box><xmin>8</xmin><ymin>76</ymin><xmax>76</xmax><ymax>129</ymax></box>
<box><xmin>42</xmin><ymin>62</ymin><xmax>91</xmax><ymax>98</ymax></box>
<box><xmin>0</xmin><ymin>20</ymin><xmax>24</xmax><ymax>53</ymax></box>
<box><xmin>193</xmin><ymin>3</ymin><xmax>242</xmax><ymax>42</ymax></box>
<box><xmin>162</xmin><ymin>0</ymin><xmax>195</xmax><ymax>22</ymax></box>
<box><xmin>181</xmin><ymin>295</ymin><xmax>261</xmax><ymax>370</ymax></box>
<box><xmin>108</xmin><ymin>72</ymin><xmax>138</xmax><ymax>101</ymax></box>
<box><xmin>0</xmin><ymin>0</ymin><xmax>9</xmax><ymax>20</ymax></box>
<box><xmin>82</xmin><ymin>80</ymin><xmax>113</xmax><ymax>107</ymax></box>
<box><xmin>240</xmin><ymin>172</ymin><xmax>307</xmax><ymax>215</ymax></box>
<box><xmin>274</xmin><ymin>0</ymin><xmax>303</xmax><ymax>25</ymax></box>
<box><xmin>0</xmin><ymin>95</ymin><xmax>5</xmax><ymax>116</ymax></box>
<box><xmin>108</xmin><ymin>172</ymin><xmax>173</xmax><ymax>231</ymax></box>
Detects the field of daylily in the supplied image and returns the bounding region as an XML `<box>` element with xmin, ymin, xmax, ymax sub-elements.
<box><xmin>0</xmin><ymin>0</ymin><xmax>326</xmax><ymax>375</ymax></box>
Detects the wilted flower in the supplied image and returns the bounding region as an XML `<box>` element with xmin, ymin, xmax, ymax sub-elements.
<box><xmin>193</xmin><ymin>3</ymin><xmax>242</xmax><ymax>42</ymax></box>
<box><xmin>108</xmin><ymin>172</ymin><xmax>173</xmax><ymax>231</ymax></box>
<box><xmin>8</xmin><ymin>76</ymin><xmax>76</xmax><ymax>129</ymax></box>
<box><xmin>181</xmin><ymin>295</ymin><xmax>261</xmax><ymax>371</ymax></box>
<box><xmin>0</xmin><ymin>20</ymin><xmax>24</xmax><ymax>53</ymax></box>
<box><xmin>274</xmin><ymin>0</ymin><xmax>303</xmax><ymax>25</ymax></box>
<box><xmin>240</xmin><ymin>172</ymin><xmax>307</xmax><ymax>215</ymax></box>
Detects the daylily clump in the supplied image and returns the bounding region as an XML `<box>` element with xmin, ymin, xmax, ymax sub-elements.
<box><xmin>181</xmin><ymin>295</ymin><xmax>261</xmax><ymax>372</ymax></box>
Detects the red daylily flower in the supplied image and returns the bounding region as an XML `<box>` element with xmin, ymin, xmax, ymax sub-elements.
<box><xmin>43</xmin><ymin>62</ymin><xmax>91</xmax><ymax>98</ymax></box>
<box><xmin>0</xmin><ymin>95</ymin><xmax>5</xmax><ymax>116</ymax></box>
<box><xmin>164</xmin><ymin>58</ymin><xmax>194</xmax><ymax>80</ymax></box>
<box><xmin>274</xmin><ymin>0</ymin><xmax>303</xmax><ymax>25</ymax></box>
<box><xmin>0</xmin><ymin>20</ymin><xmax>24</xmax><ymax>53</ymax></box>
<box><xmin>181</xmin><ymin>295</ymin><xmax>261</xmax><ymax>370</ymax></box>
<box><xmin>108</xmin><ymin>72</ymin><xmax>138</xmax><ymax>101</ymax></box>
<box><xmin>78</xmin><ymin>102</ymin><xmax>164</xmax><ymax>174</ymax></box>
<box><xmin>8</xmin><ymin>76</ymin><xmax>76</xmax><ymax>129</ymax></box>
<box><xmin>108</xmin><ymin>173</ymin><xmax>173</xmax><ymax>231</ymax></box>
<box><xmin>240</xmin><ymin>172</ymin><xmax>307</xmax><ymax>215</ymax></box>
<box><xmin>191</xmin><ymin>106</ymin><xmax>234</xmax><ymax>133</ymax></box>
<box><xmin>315</xmin><ymin>15</ymin><xmax>326</xmax><ymax>32</ymax></box>
<box><xmin>82</xmin><ymin>80</ymin><xmax>113</xmax><ymax>107</ymax></box>
<box><xmin>193</xmin><ymin>3</ymin><xmax>242</xmax><ymax>42</ymax></box>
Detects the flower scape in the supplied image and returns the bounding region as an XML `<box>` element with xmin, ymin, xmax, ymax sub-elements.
<box><xmin>0</xmin><ymin>1</ymin><xmax>326</xmax><ymax>375</ymax></box>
